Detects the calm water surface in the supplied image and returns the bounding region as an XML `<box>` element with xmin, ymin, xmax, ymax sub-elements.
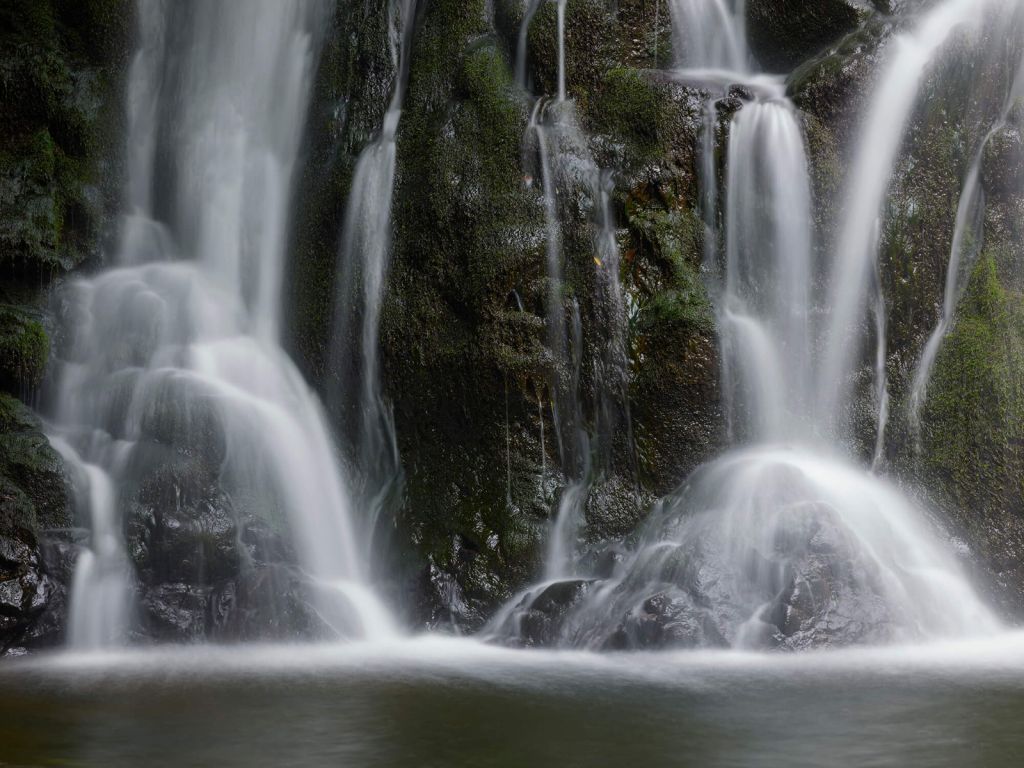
<box><xmin>2</xmin><ymin>635</ymin><xmax>1024</xmax><ymax>767</ymax></box>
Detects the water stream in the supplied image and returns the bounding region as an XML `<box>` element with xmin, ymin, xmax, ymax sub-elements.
<box><xmin>329</xmin><ymin>0</ymin><xmax>417</xmax><ymax>550</ymax></box>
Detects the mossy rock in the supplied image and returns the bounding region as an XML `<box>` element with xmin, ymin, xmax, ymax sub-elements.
<box><xmin>523</xmin><ymin>0</ymin><xmax>618</xmax><ymax>107</ymax></box>
<box><xmin>621</xmin><ymin>186</ymin><xmax>721</xmax><ymax>494</ymax></box>
<box><xmin>919</xmin><ymin>251</ymin><xmax>1024</xmax><ymax>613</ymax></box>
<box><xmin>0</xmin><ymin>305</ymin><xmax>49</xmax><ymax>396</ymax></box>
<box><xmin>0</xmin><ymin>393</ymin><xmax>70</xmax><ymax>534</ymax></box>
<box><xmin>0</xmin><ymin>0</ymin><xmax>128</xmax><ymax>284</ymax></box>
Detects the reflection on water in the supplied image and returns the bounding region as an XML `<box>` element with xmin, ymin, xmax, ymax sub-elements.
<box><xmin>2</xmin><ymin>636</ymin><xmax>1024</xmax><ymax>767</ymax></box>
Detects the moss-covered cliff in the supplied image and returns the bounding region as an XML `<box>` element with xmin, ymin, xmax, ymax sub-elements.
<box><xmin>0</xmin><ymin>0</ymin><xmax>129</xmax><ymax>651</ymax></box>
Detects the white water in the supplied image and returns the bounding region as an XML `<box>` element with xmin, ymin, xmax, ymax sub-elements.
<box><xmin>49</xmin><ymin>438</ymin><xmax>133</xmax><ymax>650</ymax></box>
<box><xmin>538</xmin><ymin>447</ymin><xmax>999</xmax><ymax>650</ymax></box>
<box><xmin>528</xmin><ymin>100</ymin><xmax>591</xmax><ymax>579</ymax></box>
<box><xmin>330</xmin><ymin>0</ymin><xmax>415</xmax><ymax>540</ymax></box>
<box><xmin>820</xmin><ymin>0</ymin><xmax>985</xmax><ymax>428</ymax></box>
<box><xmin>721</xmin><ymin>97</ymin><xmax>813</xmax><ymax>442</ymax></box>
<box><xmin>514</xmin><ymin>0</ymin><xmax>544</xmax><ymax>91</ymax></box>
<box><xmin>669</xmin><ymin>0</ymin><xmax>748</xmax><ymax>73</ymax></box>
<box><xmin>47</xmin><ymin>0</ymin><xmax>393</xmax><ymax>647</ymax></box>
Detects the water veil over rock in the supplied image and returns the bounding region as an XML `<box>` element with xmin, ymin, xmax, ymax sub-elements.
<box><xmin>42</xmin><ymin>0</ymin><xmax>393</xmax><ymax>647</ymax></box>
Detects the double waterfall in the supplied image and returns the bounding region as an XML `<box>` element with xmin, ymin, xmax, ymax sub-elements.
<box><xmin>42</xmin><ymin>0</ymin><xmax>1022</xmax><ymax>651</ymax></box>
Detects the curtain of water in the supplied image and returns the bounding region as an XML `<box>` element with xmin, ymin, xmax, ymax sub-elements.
<box><xmin>48</xmin><ymin>0</ymin><xmax>394</xmax><ymax>648</ymax></box>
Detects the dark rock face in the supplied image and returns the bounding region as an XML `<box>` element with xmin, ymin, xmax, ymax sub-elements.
<box><xmin>0</xmin><ymin>395</ymin><xmax>73</xmax><ymax>652</ymax></box>
<box><xmin>983</xmin><ymin>124</ymin><xmax>1024</xmax><ymax>202</ymax></box>
<box><xmin>285</xmin><ymin>0</ymin><xmax>722</xmax><ymax>631</ymax></box>
<box><xmin>747</xmin><ymin>0</ymin><xmax>873</xmax><ymax>73</ymax></box>
<box><xmin>0</xmin><ymin>0</ymin><xmax>130</xmax><ymax>650</ymax></box>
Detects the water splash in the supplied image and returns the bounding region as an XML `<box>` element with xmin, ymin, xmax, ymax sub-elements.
<box><xmin>499</xmin><ymin>447</ymin><xmax>999</xmax><ymax>650</ymax></box>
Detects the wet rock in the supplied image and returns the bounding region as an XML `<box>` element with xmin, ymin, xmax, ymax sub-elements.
<box><xmin>608</xmin><ymin>590</ymin><xmax>728</xmax><ymax>650</ymax></box>
<box><xmin>772</xmin><ymin>514</ymin><xmax>894</xmax><ymax>649</ymax></box>
<box><xmin>982</xmin><ymin>124</ymin><xmax>1023</xmax><ymax>202</ymax></box>
<box><xmin>747</xmin><ymin>0</ymin><xmax>874</xmax><ymax>73</ymax></box>
<box><xmin>417</xmin><ymin>561</ymin><xmax>485</xmax><ymax>633</ymax></box>
<box><xmin>500</xmin><ymin>579</ymin><xmax>596</xmax><ymax>647</ymax></box>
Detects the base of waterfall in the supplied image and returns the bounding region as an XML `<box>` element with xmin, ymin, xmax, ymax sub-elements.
<box><xmin>487</xmin><ymin>446</ymin><xmax>999</xmax><ymax>651</ymax></box>
<box><xmin>8</xmin><ymin>633</ymin><xmax>1024</xmax><ymax>767</ymax></box>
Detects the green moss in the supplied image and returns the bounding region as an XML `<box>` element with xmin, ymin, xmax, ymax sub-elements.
<box><xmin>0</xmin><ymin>392</ymin><xmax>71</xmax><ymax>533</ymax></box>
<box><xmin>0</xmin><ymin>0</ymin><xmax>126</xmax><ymax>285</ymax></box>
<box><xmin>923</xmin><ymin>252</ymin><xmax>1024</xmax><ymax>508</ymax></box>
<box><xmin>524</xmin><ymin>0</ymin><xmax>616</xmax><ymax>109</ymax></box>
<box><xmin>593</xmin><ymin>68</ymin><xmax>666</xmax><ymax>155</ymax></box>
<box><xmin>0</xmin><ymin>307</ymin><xmax>49</xmax><ymax>392</ymax></box>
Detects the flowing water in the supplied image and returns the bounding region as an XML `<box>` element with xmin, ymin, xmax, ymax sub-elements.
<box><xmin>820</xmin><ymin>0</ymin><xmax>987</xmax><ymax>430</ymax></box>
<box><xmin>329</xmin><ymin>0</ymin><xmax>416</xmax><ymax>546</ymax></box>
<box><xmin>489</xmin><ymin>0</ymin><xmax>1005</xmax><ymax>648</ymax></box>
<box><xmin>669</xmin><ymin>0</ymin><xmax>748</xmax><ymax>73</ymax></box>
<box><xmin>908</xmin><ymin>50</ymin><xmax>1024</xmax><ymax>436</ymax></box>
<box><xmin>19</xmin><ymin>2</ymin><xmax>1024</xmax><ymax>762</ymax></box>
<box><xmin>44</xmin><ymin>0</ymin><xmax>392</xmax><ymax>646</ymax></box>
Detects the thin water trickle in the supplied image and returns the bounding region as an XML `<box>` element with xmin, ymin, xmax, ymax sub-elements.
<box><xmin>908</xmin><ymin>50</ymin><xmax>1024</xmax><ymax>438</ymax></box>
<box><xmin>329</xmin><ymin>0</ymin><xmax>417</xmax><ymax>555</ymax></box>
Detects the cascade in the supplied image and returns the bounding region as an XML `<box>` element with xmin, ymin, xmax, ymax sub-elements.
<box><xmin>720</xmin><ymin>95</ymin><xmax>813</xmax><ymax>442</ymax></box>
<box><xmin>908</xmin><ymin>52</ymin><xmax>1024</xmax><ymax>437</ymax></box>
<box><xmin>45</xmin><ymin>0</ymin><xmax>393</xmax><ymax>647</ymax></box>
<box><xmin>330</xmin><ymin>0</ymin><xmax>417</xmax><ymax>548</ymax></box>
<box><xmin>527</xmin><ymin>98</ymin><xmax>592</xmax><ymax>580</ymax></box>
<box><xmin>489</xmin><ymin>0</ymin><xmax>1001</xmax><ymax>649</ymax></box>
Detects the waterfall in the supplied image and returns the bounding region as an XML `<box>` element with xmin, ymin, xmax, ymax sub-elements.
<box><xmin>47</xmin><ymin>0</ymin><xmax>393</xmax><ymax>648</ymax></box>
<box><xmin>669</xmin><ymin>0</ymin><xmax>748</xmax><ymax>73</ymax></box>
<box><xmin>908</xmin><ymin>51</ymin><xmax>1024</xmax><ymax>437</ymax></box>
<box><xmin>819</xmin><ymin>0</ymin><xmax>985</xmax><ymax>428</ymax></box>
<box><xmin>330</xmin><ymin>0</ymin><xmax>416</xmax><ymax>549</ymax></box>
<box><xmin>528</xmin><ymin>100</ymin><xmax>591</xmax><ymax>580</ymax></box>
<box><xmin>49</xmin><ymin>438</ymin><xmax>133</xmax><ymax>650</ymax></box>
<box><xmin>721</xmin><ymin>96</ymin><xmax>813</xmax><ymax>442</ymax></box>
<box><xmin>488</xmin><ymin>0</ymin><xmax>1001</xmax><ymax>650</ymax></box>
